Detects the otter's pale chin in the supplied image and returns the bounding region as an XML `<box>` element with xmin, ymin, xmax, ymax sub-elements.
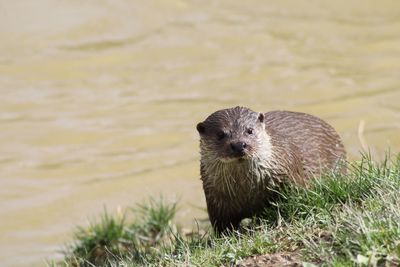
<box><xmin>219</xmin><ymin>157</ymin><xmax>238</xmax><ymax>163</ymax></box>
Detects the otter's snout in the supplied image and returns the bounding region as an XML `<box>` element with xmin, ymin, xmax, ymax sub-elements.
<box><xmin>230</xmin><ymin>141</ymin><xmax>247</xmax><ymax>156</ymax></box>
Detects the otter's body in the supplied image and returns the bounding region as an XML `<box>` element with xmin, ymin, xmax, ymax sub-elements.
<box><xmin>196</xmin><ymin>107</ymin><xmax>346</xmax><ymax>233</ymax></box>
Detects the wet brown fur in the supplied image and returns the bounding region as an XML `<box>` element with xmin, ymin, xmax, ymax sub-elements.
<box><xmin>197</xmin><ymin>106</ymin><xmax>346</xmax><ymax>233</ymax></box>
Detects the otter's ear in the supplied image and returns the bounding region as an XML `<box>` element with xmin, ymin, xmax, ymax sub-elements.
<box><xmin>258</xmin><ymin>113</ymin><xmax>265</xmax><ymax>123</ymax></box>
<box><xmin>196</xmin><ymin>122</ymin><xmax>206</xmax><ymax>134</ymax></box>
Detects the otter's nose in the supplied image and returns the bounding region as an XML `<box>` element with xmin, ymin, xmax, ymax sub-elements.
<box><xmin>230</xmin><ymin>142</ymin><xmax>247</xmax><ymax>154</ymax></box>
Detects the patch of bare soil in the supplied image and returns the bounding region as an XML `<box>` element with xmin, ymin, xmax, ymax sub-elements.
<box><xmin>235</xmin><ymin>252</ymin><xmax>302</xmax><ymax>267</ymax></box>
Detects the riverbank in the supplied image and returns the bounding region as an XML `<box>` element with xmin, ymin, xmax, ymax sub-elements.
<box><xmin>52</xmin><ymin>153</ymin><xmax>400</xmax><ymax>266</ymax></box>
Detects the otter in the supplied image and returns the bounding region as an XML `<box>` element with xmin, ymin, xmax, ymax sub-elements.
<box><xmin>196</xmin><ymin>106</ymin><xmax>346</xmax><ymax>233</ymax></box>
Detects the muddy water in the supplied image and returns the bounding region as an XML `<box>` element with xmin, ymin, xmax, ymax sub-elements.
<box><xmin>1</xmin><ymin>0</ymin><xmax>400</xmax><ymax>266</ymax></box>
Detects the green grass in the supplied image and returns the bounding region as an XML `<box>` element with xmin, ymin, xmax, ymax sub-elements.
<box><xmin>53</xmin><ymin>153</ymin><xmax>400</xmax><ymax>266</ymax></box>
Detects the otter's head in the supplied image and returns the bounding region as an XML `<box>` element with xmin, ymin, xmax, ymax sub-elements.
<box><xmin>197</xmin><ymin>106</ymin><xmax>271</xmax><ymax>163</ymax></box>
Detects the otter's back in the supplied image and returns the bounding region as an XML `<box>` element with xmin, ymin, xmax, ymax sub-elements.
<box><xmin>264</xmin><ymin>111</ymin><xmax>346</xmax><ymax>176</ymax></box>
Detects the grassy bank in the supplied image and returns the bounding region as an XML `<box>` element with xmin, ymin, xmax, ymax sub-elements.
<box><xmin>54</xmin><ymin>153</ymin><xmax>400</xmax><ymax>266</ymax></box>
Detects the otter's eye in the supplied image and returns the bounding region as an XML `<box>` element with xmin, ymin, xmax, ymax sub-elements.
<box><xmin>216</xmin><ymin>131</ymin><xmax>227</xmax><ymax>140</ymax></box>
<box><xmin>246</xmin><ymin>128</ymin><xmax>254</xmax><ymax>135</ymax></box>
